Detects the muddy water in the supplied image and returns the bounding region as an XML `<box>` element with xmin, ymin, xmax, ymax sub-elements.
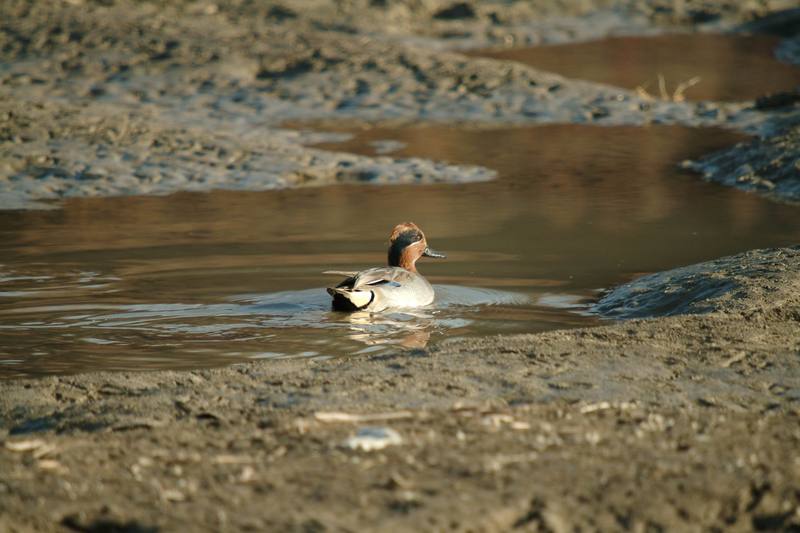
<box><xmin>2</xmin><ymin>124</ymin><xmax>800</xmax><ymax>378</ymax></box>
<box><xmin>470</xmin><ymin>34</ymin><xmax>800</xmax><ymax>101</ymax></box>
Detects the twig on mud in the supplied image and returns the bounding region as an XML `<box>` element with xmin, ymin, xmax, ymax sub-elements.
<box><xmin>5</xmin><ymin>439</ymin><xmax>47</xmax><ymax>452</ymax></box>
<box><xmin>579</xmin><ymin>401</ymin><xmax>637</xmax><ymax>414</ymax></box>
<box><xmin>314</xmin><ymin>411</ymin><xmax>415</xmax><ymax>423</ymax></box>
<box><xmin>212</xmin><ymin>454</ymin><xmax>254</xmax><ymax>465</ymax></box>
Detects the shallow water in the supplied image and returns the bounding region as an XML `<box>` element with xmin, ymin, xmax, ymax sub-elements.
<box><xmin>2</xmin><ymin>124</ymin><xmax>800</xmax><ymax>378</ymax></box>
<box><xmin>470</xmin><ymin>34</ymin><xmax>800</xmax><ymax>102</ymax></box>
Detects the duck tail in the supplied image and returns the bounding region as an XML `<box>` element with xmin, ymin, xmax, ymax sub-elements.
<box><xmin>327</xmin><ymin>287</ymin><xmax>374</xmax><ymax>311</ymax></box>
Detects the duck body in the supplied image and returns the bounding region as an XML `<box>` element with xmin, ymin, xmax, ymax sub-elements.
<box><xmin>328</xmin><ymin>266</ymin><xmax>435</xmax><ymax>312</ymax></box>
<box><xmin>326</xmin><ymin>222</ymin><xmax>445</xmax><ymax>313</ymax></box>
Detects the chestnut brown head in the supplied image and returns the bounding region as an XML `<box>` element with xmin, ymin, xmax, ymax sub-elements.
<box><xmin>387</xmin><ymin>222</ymin><xmax>446</xmax><ymax>271</ymax></box>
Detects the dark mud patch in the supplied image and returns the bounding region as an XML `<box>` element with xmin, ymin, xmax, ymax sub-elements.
<box><xmin>687</xmin><ymin>123</ymin><xmax>800</xmax><ymax>203</ymax></box>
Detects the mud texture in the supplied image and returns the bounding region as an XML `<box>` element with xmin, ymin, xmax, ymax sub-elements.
<box><xmin>593</xmin><ymin>245</ymin><xmax>800</xmax><ymax>318</ymax></box>
<box><xmin>688</xmin><ymin>124</ymin><xmax>800</xmax><ymax>203</ymax></box>
<box><xmin>1</xmin><ymin>0</ymin><xmax>800</xmax><ymax>208</ymax></box>
<box><xmin>0</xmin><ymin>99</ymin><xmax>494</xmax><ymax>210</ymax></box>
<box><xmin>3</xmin><ymin>2</ymin><xmax>800</xmax><ymax>531</ymax></box>
<box><xmin>2</xmin><ymin>246</ymin><xmax>800</xmax><ymax>531</ymax></box>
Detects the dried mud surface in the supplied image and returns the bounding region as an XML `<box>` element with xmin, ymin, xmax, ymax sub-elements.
<box><xmin>2</xmin><ymin>1</ymin><xmax>800</xmax><ymax>531</ymax></box>
<box><xmin>1</xmin><ymin>0</ymin><xmax>800</xmax><ymax>208</ymax></box>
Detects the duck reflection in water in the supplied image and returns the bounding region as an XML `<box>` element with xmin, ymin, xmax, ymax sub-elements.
<box><xmin>340</xmin><ymin>309</ymin><xmax>434</xmax><ymax>350</ymax></box>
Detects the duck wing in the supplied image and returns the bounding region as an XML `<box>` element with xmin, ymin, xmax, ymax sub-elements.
<box><xmin>322</xmin><ymin>270</ymin><xmax>358</xmax><ymax>277</ymax></box>
<box><xmin>335</xmin><ymin>267</ymin><xmax>413</xmax><ymax>290</ymax></box>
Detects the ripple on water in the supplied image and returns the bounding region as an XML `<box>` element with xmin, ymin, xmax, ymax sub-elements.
<box><xmin>0</xmin><ymin>272</ymin><xmax>583</xmax><ymax>377</ymax></box>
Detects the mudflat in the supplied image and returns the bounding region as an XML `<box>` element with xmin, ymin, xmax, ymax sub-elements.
<box><xmin>1</xmin><ymin>1</ymin><xmax>800</xmax><ymax>531</ymax></box>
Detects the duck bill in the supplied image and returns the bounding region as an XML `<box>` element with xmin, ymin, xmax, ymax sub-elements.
<box><xmin>423</xmin><ymin>247</ymin><xmax>447</xmax><ymax>259</ymax></box>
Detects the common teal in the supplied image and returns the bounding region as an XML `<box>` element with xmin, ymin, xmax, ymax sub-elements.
<box><xmin>326</xmin><ymin>222</ymin><xmax>446</xmax><ymax>312</ymax></box>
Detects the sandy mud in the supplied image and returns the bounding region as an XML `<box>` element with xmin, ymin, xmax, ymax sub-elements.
<box><xmin>1</xmin><ymin>245</ymin><xmax>799</xmax><ymax>531</ymax></box>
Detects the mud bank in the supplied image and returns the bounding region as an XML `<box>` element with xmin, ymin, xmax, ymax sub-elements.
<box><xmin>593</xmin><ymin>245</ymin><xmax>800</xmax><ymax>318</ymax></box>
<box><xmin>2</xmin><ymin>0</ymin><xmax>800</xmax><ymax>208</ymax></box>
<box><xmin>2</xmin><ymin>2</ymin><xmax>800</xmax><ymax>530</ymax></box>
<box><xmin>688</xmin><ymin>123</ymin><xmax>800</xmax><ymax>203</ymax></box>
<box><xmin>2</xmin><ymin>246</ymin><xmax>799</xmax><ymax>531</ymax></box>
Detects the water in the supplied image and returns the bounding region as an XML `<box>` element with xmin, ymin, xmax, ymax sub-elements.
<box><xmin>2</xmin><ymin>123</ymin><xmax>800</xmax><ymax>378</ymax></box>
<box><xmin>470</xmin><ymin>34</ymin><xmax>800</xmax><ymax>101</ymax></box>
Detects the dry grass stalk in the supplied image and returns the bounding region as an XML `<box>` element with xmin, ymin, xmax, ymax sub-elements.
<box><xmin>635</xmin><ymin>74</ymin><xmax>702</xmax><ymax>102</ymax></box>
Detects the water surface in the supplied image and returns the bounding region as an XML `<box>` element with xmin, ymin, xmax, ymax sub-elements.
<box><xmin>2</xmin><ymin>124</ymin><xmax>800</xmax><ymax>378</ymax></box>
<box><xmin>470</xmin><ymin>34</ymin><xmax>800</xmax><ymax>101</ymax></box>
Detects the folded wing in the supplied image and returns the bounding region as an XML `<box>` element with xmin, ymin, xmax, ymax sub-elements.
<box><xmin>336</xmin><ymin>267</ymin><xmax>412</xmax><ymax>290</ymax></box>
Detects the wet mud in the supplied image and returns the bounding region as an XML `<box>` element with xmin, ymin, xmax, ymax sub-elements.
<box><xmin>688</xmin><ymin>123</ymin><xmax>800</xmax><ymax>203</ymax></box>
<box><xmin>2</xmin><ymin>246</ymin><xmax>800</xmax><ymax>531</ymax></box>
<box><xmin>2</xmin><ymin>1</ymin><xmax>800</xmax><ymax>531</ymax></box>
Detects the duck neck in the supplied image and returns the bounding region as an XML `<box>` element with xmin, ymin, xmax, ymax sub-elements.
<box><xmin>388</xmin><ymin>244</ymin><xmax>418</xmax><ymax>272</ymax></box>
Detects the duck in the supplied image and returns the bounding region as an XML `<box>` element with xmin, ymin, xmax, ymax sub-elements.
<box><xmin>325</xmin><ymin>222</ymin><xmax>446</xmax><ymax>312</ymax></box>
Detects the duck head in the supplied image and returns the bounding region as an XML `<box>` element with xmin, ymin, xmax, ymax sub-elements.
<box><xmin>387</xmin><ymin>222</ymin><xmax>446</xmax><ymax>272</ymax></box>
